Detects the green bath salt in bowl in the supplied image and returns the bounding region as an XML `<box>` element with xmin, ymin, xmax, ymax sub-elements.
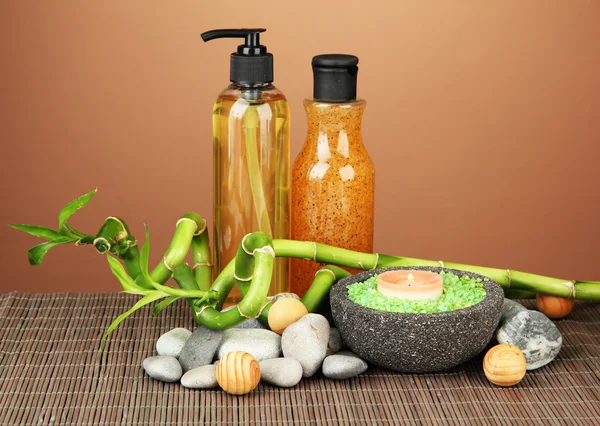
<box><xmin>347</xmin><ymin>271</ymin><xmax>486</xmax><ymax>314</ymax></box>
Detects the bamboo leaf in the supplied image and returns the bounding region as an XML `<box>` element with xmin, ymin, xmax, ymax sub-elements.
<box><xmin>58</xmin><ymin>188</ymin><xmax>97</xmax><ymax>229</ymax></box>
<box><xmin>107</xmin><ymin>255</ymin><xmax>146</xmax><ymax>295</ymax></box>
<box><xmin>27</xmin><ymin>237</ymin><xmax>73</xmax><ymax>266</ymax></box>
<box><xmin>9</xmin><ymin>224</ymin><xmax>63</xmax><ymax>241</ymax></box>
<box><xmin>153</xmin><ymin>295</ymin><xmax>181</xmax><ymax>315</ymax></box>
<box><xmin>100</xmin><ymin>291</ymin><xmax>168</xmax><ymax>349</ymax></box>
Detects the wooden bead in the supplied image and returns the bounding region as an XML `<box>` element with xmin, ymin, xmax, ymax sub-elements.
<box><xmin>536</xmin><ymin>293</ymin><xmax>574</xmax><ymax>319</ymax></box>
<box><xmin>216</xmin><ymin>351</ymin><xmax>260</xmax><ymax>395</ymax></box>
<box><xmin>268</xmin><ymin>298</ymin><xmax>308</xmax><ymax>335</ymax></box>
<box><xmin>483</xmin><ymin>344</ymin><xmax>527</xmax><ymax>387</ymax></box>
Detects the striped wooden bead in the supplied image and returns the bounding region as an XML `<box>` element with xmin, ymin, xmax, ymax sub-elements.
<box><xmin>216</xmin><ymin>351</ymin><xmax>261</xmax><ymax>395</ymax></box>
<box><xmin>483</xmin><ymin>344</ymin><xmax>527</xmax><ymax>387</ymax></box>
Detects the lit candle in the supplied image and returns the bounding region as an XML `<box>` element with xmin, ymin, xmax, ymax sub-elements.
<box><xmin>377</xmin><ymin>270</ymin><xmax>444</xmax><ymax>301</ymax></box>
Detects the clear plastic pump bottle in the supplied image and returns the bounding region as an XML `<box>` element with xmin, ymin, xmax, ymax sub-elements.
<box><xmin>202</xmin><ymin>29</ymin><xmax>290</xmax><ymax>302</ymax></box>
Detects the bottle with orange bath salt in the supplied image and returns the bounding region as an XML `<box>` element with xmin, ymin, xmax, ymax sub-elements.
<box><xmin>291</xmin><ymin>54</ymin><xmax>375</xmax><ymax>297</ymax></box>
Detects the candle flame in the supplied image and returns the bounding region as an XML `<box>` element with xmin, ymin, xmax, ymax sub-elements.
<box><xmin>408</xmin><ymin>273</ymin><xmax>414</xmax><ymax>280</ymax></box>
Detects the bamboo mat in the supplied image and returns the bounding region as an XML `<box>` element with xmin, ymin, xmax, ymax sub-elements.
<box><xmin>0</xmin><ymin>293</ymin><xmax>599</xmax><ymax>426</ymax></box>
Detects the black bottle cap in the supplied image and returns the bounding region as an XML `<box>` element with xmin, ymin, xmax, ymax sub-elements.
<box><xmin>312</xmin><ymin>54</ymin><xmax>359</xmax><ymax>101</ymax></box>
<box><xmin>201</xmin><ymin>29</ymin><xmax>273</xmax><ymax>85</ymax></box>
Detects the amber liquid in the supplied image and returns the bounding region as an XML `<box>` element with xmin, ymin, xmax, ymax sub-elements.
<box><xmin>291</xmin><ymin>99</ymin><xmax>375</xmax><ymax>296</ymax></box>
<box><xmin>213</xmin><ymin>84</ymin><xmax>290</xmax><ymax>303</ymax></box>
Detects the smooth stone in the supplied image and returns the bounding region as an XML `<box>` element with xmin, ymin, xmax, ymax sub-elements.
<box><xmin>221</xmin><ymin>305</ymin><xmax>267</xmax><ymax>329</ymax></box>
<box><xmin>156</xmin><ymin>328</ymin><xmax>192</xmax><ymax>358</ymax></box>
<box><xmin>496</xmin><ymin>310</ymin><xmax>563</xmax><ymax>370</ymax></box>
<box><xmin>267</xmin><ymin>292</ymin><xmax>301</xmax><ymax>303</ymax></box>
<box><xmin>500</xmin><ymin>299</ymin><xmax>528</xmax><ymax>322</ymax></box>
<box><xmin>216</xmin><ymin>329</ymin><xmax>281</xmax><ymax>362</ymax></box>
<box><xmin>143</xmin><ymin>356</ymin><xmax>182</xmax><ymax>383</ymax></box>
<box><xmin>179</xmin><ymin>326</ymin><xmax>224</xmax><ymax>372</ymax></box>
<box><xmin>259</xmin><ymin>358</ymin><xmax>303</xmax><ymax>388</ymax></box>
<box><xmin>282</xmin><ymin>313</ymin><xmax>330</xmax><ymax>377</ymax></box>
<box><xmin>327</xmin><ymin>327</ymin><xmax>344</xmax><ymax>355</ymax></box>
<box><xmin>180</xmin><ymin>364</ymin><xmax>218</xmax><ymax>389</ymax></box>
<box><xmin>322</xmin><ymin>351</ymin><xmax>368</xmax><ymax>380</ymax></box>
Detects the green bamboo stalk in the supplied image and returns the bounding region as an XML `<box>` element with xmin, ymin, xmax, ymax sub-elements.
<box><xmin>273</xmin><ymin>239</ymin><xmax>600</xmax><ymax>301</ymax></box>
<box><xmin>121</xmin><ymin>246</ymin><xmax>142</xmax><ymax>281</ymax></box>
<box><xmin>272</xmin><ymin>240</ymin><xmax>379</xmax><ymax>271</ymax></box>
<box><xmin>192</xmin><ymin>259</ymin><xmax>256</xmax><ymax>329</ymax></box>
<box><xmin>234</xmin><ymin>233</ymin><xmax>271</xmax><ymax>296</ymax></box>
<box><xmin>190</xmin><ymin>217</ymin><xmax>211</xmax><ymax>291</ymax></box>
<box><xmin>237</xmin><ymin>250</ymin><xmax>273</xmax><ymax>318</ymax></box>
<box><xmin>93</xmin><ymin>217</ymin><xmax>134</xmax><ymax>254</ymax></box>
<box><xmin>149</xmin><ymin>213</ymin><xmax>204</xmax><ymax>284</ymax></box>
<box><xmin>301</xmin><ymin>265</ymin><xmax>351</xmax><ymax>312</ymax></box>
<box><xmin>235</xmin><ymin>233</ymin><xmax>273</xmax><ymax>313</ymax></box>
<box><xmin>92</xmin><ymin>216</ymin><xmax>145</xmax><ymax>285</ymax></box>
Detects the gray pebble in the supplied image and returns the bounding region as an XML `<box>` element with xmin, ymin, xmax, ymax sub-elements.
<box><xmin>259</xmin><ymin>358</ymin><xmax>303</xmax><ymax>388</ymax></box>
<box><xmin>282</xmin><ymin>313</ymin><xmax>330</xmax><ymax>377</ymax></box>
<box><xmin>178</xmin><ymin>326</ymin><xmax>224</xmax><ymax>372</ymax></box>
<box><xmin>322</xmin><ymin>351</ymin><xmax>368</xmax><ymax>380</ymax></box>
<box><xmin>500</xmin><ymin>299</ymin><xmax>528</xmax><ymax>322</ymax></box>
<box><xmin>496</xmin><ymin>310</ymin><xmax>563</xmax><ymax>370</ymax></box>
<box><xmin>327</xmin><ymin>327</ymin><xmax>344</xmax><ymax>355</ymax></box>
<box><xmin>216</xmin><ymin>329</ymin><xmax>281</xmax><ymax>362</ymax></box>
<box><xmin>143</xmin><ymin>356</ymin><xmax>182</xmax><ymax>383</ymax></box>
<box><xmin>180</xmin><ymin>364</ymin><xmax>218</xmax><ymax>389</ymax></box>
<box><xmin>156</xmin><ymin>328</ymin><xmax>192</xmax><ymax>358</ymax></box>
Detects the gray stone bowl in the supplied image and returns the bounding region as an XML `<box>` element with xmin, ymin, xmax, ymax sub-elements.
<box><xmin>330</xmin><ymin>266</ymin><xmax>504</xmax><ymax>373</ymax></box>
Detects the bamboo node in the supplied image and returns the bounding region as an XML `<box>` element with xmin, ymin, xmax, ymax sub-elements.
<box><xmin>506</xmin><ymin>269</ymin><xmax>511</xmax><ymax>288</ymax></box>
<box><xmin>254</xmin><ymin>245</ymin><xmax>276</xmax><ymax>258</ymax></box>
<box><xmin>128</xmin><ymin>240</ymin><xmax>138</xmax><ymax>248</ymax></box>
<box><xmin>163</xmin><ymin>257</ymin><xmax>174</xmax><ymax>272</ymax></box>
<box><xmin>194</xmin><ymin>219</ymin><xmax>207</xmax><ymax>236</ymax></box>
<box><xmin>176</xmin><ymin>217</ymin><xmax>199</xmax><ymax>233</ymax></box>
<box><xmin>256</xmin><ymin>302</ymin><xmax>270</xmax><ymax>318</ymax></box>
<box><xmin>370</xmin><ymin>253</ymin><xmax>380</xmax><ymax>270</ymax></box>
<box><xmin>315</xmin><ymin>269</ymin><xmax>337</xmax><ymax>279</ymax></box>
<box><xmin>438</xmin><ymin>260</ymin><xmax>445</xmax><ymax>268</ymax></box>
<box><xmin>565</xmin><ymin>281</ymin><xmax>576</xmax><ymax>299</ymax></box>
<box><xmin>233</xmin><ymin>272</ymin><xmax>253</xmax><ymax>282</ymax></box>
<box><xmin>241</xmin><ymin>234</ymin><xmax>253</xmax><ymax>256</ymax></box>
<box><xmin>312</xmin><ymin>242</ymin><xmax>317</xmax><ymax>261</ymax></box>
<box><xmin>196</xmin><ymin>305</ymin><xmax>211</xmax><ymax>317</ymax></box>
<box><xmin>192</xmin><ymin>262</ymin><xmax>212</xmax><ymax>269</ymax></box>
<box><xmin>237</xmin><ymin>304</ymin><xmax>257</xmax><ymax>319</ymax></box>
<box><xmin>93</xmin><ymin>237</ymin><xmax>111</xmax><ymax>251</ymax></box>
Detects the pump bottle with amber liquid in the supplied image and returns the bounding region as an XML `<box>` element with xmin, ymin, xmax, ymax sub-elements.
<box><xmin>202</xmin><ymin>29</ymin><xmax>290</xmax><ymax>302</ymax></box>
<box><xmin>291</xmin><ymin>54</ymin><xmax>375</xmax><ymax>296</ymax></box>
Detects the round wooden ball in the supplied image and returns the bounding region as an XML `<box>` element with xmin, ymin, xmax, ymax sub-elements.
<box><xmin>536</xmin><ymin>293</ymin><xmax>574</xmax><ymax>319</ymax></box>
<box><xmin>268</xmin><ymin>298</ymin><xmax>308</xmax><ymax>335</ymax></box>
<box><xmin>216</xmin><ymin>351</ymin><xmax>260</xmax><ymax>395</ymax></box>
<box><xmin>483</xmin><ymin>344</ymin><xmax>527</xmax><ymax>387</ymax></box>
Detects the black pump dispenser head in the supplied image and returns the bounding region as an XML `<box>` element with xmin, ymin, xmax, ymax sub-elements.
<box><xmin>312</xmin><ymin>54</ymin><xmax>359</xmax><ymax>101</ymax></box>
<box><xmin>201</xmin><ymin>29</ymin><xmax>273</xmax><ymax>85</ymax></box>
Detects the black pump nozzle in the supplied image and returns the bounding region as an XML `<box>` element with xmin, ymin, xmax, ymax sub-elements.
<box><xmin>201</xmin><ymin>28</ymin><xmax>273</xmax><ymax>85</ymax></box>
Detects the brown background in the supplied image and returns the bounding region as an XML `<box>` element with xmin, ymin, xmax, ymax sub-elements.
<box><xmin>1</xmin><ymin>1</ymin><xmax>598</xmax><ymax>293</ymax></box>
